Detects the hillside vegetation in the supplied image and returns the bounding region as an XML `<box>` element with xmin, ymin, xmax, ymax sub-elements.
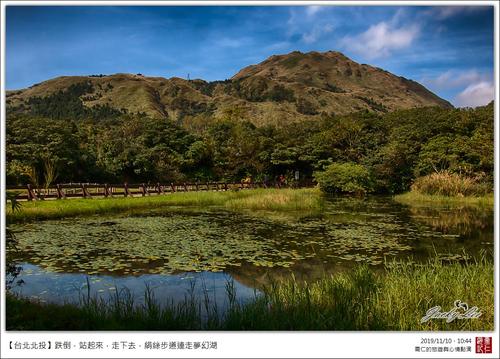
<box><xmin>6</xmin><ymin>102</ymin><xmax>493</xmax><ymax>194</ymax></box>
<box><xmin>6</xmin><ymin>51</ymin><xmax>451</xmax><ymax>127</ymax></box>
<box><xmin>6</xmin><ymin>51</ymin><xmax>492</xmax><ymax>193</ymax></box>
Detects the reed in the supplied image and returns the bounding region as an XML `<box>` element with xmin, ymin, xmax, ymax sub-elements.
<box><xmin>410</xmin><ymin>171</ymin><xmax>491</xmax><ymax>197</ymax></box>
<box><xmin>394</xmin><ymin>191</ymin><xmax>494</xmax><ymax>208</ymax></box>
<box><xmin>7</xmin><ymin>257</ymin><xmax>493</xmax><ymax>331</ymax></box>
<box><xmin>6</xmin><ymin>188</ymin><xmax>322</xmax><ymax>223</ymax></box>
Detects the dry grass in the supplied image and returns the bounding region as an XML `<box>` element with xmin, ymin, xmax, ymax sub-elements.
<box><xmin>6</xmin><ymin>188</ymin><xmax>322</xmax><ymax>223</ymax></box>
<box><xmin>395</xmin><ymin>191</ymin><xmax>494</xmax><ymax>208</ymax></box>
<box><xmin>225</xmin><ymin>188</ymin><xmax>322</xmax><ymax>211</ymax></box>
<box><xmin>410</xmin><ymin>171</ymin><xmax>491</xmax><ymax>197</ymax></box>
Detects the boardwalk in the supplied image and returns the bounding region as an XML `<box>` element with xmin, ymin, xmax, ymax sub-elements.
<box><xmin>6</xmin><ymin>181</ymin><xmax>301</xmax><ymax>201</ymax></box>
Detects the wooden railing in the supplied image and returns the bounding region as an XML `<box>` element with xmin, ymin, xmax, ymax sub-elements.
<box><xmin>6</xmin><ymin>181</ymin><xmax>305</xmax><ymax>201</ymax></box>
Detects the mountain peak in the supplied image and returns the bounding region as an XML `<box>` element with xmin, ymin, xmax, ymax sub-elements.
<box><xmin>232</xmin><ymin>50</ymin><xmax>362</xmax><ymax>80</ymax></box>
<box><xmin>7</xmin><ymin>50</ymin><xmax>452</xmax><ymax>127</ymax></box>
<box><xmin>231</xmin><ymin>50</ymin><xmax>451</xmax><ymax>111</ymax></box>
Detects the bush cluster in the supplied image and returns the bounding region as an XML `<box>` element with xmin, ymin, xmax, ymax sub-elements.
<box><xmin>314</xmin><ymin>162</ymin><xmax>373</xmax><ymax>195</ymax></box>
<box><xmin>411</xmin><ymin>171</ymin><xmax>491</xmax><ymax>197</ymax></box>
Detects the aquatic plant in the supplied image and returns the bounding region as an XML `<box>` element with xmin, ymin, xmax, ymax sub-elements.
<box><xmin>6</xmin><ymin>257</ymin><xmax>494</xmax><ymax>331</ymax></box>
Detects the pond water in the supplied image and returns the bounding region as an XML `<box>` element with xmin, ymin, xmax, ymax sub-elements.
<box><xmin>8</xmin><ymin>196</ymin><xmax>494</xmax><ymax>309</ymax></box>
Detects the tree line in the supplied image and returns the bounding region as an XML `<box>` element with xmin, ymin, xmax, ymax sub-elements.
<box><xmin>6</xmin><ymin>101</ymin><xmax>493</xmax><ymax>194</ymax></box>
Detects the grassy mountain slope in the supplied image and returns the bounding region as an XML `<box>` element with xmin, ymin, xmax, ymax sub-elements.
<box><xmin>6</xmin><ymin>50</ymin><xmax>452</xmax><ymax>127</ymax></box>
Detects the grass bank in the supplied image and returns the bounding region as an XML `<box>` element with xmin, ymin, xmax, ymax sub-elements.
<box><xmin>410</xmin><ymin>171</ymin><xmax>491</xmax><ymax>197</ymax></box>
<box><xmin>7</xmin><ymin>258</ymin><xmax>493</xmax><ymax>331</ymax></box>
<box><xmin>394</xmin><ymin>191</ymin><xmax>494</xmax><ymax>208</ymax></box>
<box><xmin>6</xmin><ymin>188</ymin><xmax>322</xmax><ymax>223</ymax></box>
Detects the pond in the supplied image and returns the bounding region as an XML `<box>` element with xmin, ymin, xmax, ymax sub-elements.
<box><xmin>7</xmin><ymin>196</ymin><xmax>494</xmax><ymax>310</ymax></box>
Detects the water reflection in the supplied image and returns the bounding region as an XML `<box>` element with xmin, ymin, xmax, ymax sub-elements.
<box><xmin>9</xmin><ymin>263</ymin><xmax>258</xmax><ymax>310</ymax></box>
<box><xmin>8</xmin><ymin>196</ymin><xmax>494</xmax><ymax>306</ymax></box>
<box><xmin>405</xmin><ymin>205</ymin><xmax>493</xmax><ymax>236</ymax></box>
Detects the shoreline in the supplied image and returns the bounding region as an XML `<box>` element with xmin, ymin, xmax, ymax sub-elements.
<box><xmin>6</xmin><ymin>188</ymin><xmax>323</xmax><ymax>223</ymax></box>
<box><xmin>394</xmin><ymin>192</ymin><xmax>494</xmax><ymax>207</ymax></box>
<box><xmin>6</xmin><ymin>259</ymin><xmax>493</xmax><ymax>331</ymax></box>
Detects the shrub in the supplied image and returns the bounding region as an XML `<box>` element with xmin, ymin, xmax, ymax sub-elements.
<box><xmin>314</xmin><ymin>162</ymin><xmax>373</xmax><ymax>195</ymax></box>
<box><xmin>411</xmin><ymin>171</ymin><xmax>491</xmax><ymax>196</ymax></box>
<box><xmin>296</xmin><ymin>97</ymin><xmax>318</xmax><ymax>115</ymax></box>
<box><xmin>267</xmin><ymin>84</ymin><xmax>295</xmax><ymax>102</ymax></box>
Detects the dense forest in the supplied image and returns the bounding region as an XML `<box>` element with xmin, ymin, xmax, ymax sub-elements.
<box><xmin>6</xmin><ymin>90</ymin><xmax>493</xmax><ymax>194</ymax></box>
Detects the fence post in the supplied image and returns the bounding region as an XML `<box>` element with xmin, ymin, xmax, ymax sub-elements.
<box><xmin>224</xmin><ymin>182</ymin><xmax>228</xmax><ymax>191</ymax></box>
<box><xmin>170</xmin><ymin>183</ymin><xmax>176</xmax><ymax>193</ymax></box>
<box><xmin>104</xmin><ymin>184</ymin><xmax>111</xmax><ymax>197</ymax></box>
<box><xmin>156</xmin><ymin>182</ymin><xmax>162</xmax><ymax>195</ymax></box>
<box><xmin>124</xmin><ymin>182</ymin><xmax>130</xmax><ymax>197</ymax></box>
<box><xmin>184</xmin><ymin>182</ymin><xmax>188</xmax><ymax>192</ymax></box>
<box><xmin>195</xmin><ymin>182</ymin><xmax>199</xmax><ymax>191</ymax></box>
<box><xmin>26</xmin><ymin>184</ymin><xmax>36</xmax><ymax>201</ymax></box>
<box><xmin>56</xmin><ymin>184</ymin><xmax>66</xmax><ymax>199</ymax></box>
<box><xmin>140</xmin><ymin>183</ymin><xmax>146</xmax><ymax>196</ymax></box>
<box><xmin>82</xmin><ymin>184</ymin><xmax>92</xmax><ymax>198</ymax></box>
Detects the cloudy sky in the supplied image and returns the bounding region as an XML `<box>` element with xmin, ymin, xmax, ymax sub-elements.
<box><xmin>6</xmin><ymin>5</ymin><xmax>495</xmax><ymax>107</ymax></box>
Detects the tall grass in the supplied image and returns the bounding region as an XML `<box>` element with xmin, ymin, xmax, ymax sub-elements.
<box><xmin>6</xmin><ymin>188</ymin><xmax>323</xmax><ymax>223</ymax></box>
<box><xmin>410</xmin><ymin>171</ymin><xmax>491</xmax><ymax>197</ymax></box>
<box><xmin>225</xmin><ymin>257</ymin><xmax>493</xmax><ymax>331</ymax></box>
<box><xmin>225</xmin><ymin>188</ymin><xmax>322</xmax><ymax>211</ymax></box>
<box><xmin>7</xmin><ymin>257</ymin><xmax>493</xmax><ymax>331</ymax></box>
<box><xmin>394</xmin><ymin>191</ymin><xmax>494</xmax><ymax>208</ymax></box>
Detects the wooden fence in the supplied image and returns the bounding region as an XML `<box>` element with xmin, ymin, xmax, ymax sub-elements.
<box><xmin>6</xmin><ymin>181</ymin><xmax>303</xmax><ymax>201</ymax></box>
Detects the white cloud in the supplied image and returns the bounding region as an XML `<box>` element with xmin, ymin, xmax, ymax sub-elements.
<box><xmin>215</xmin><ymin>38</ymin><xmax>242</xmax><ymax>48</ymax></box>
<box><xmin>426</xmin><ymin>6</ymin><xmax>488</xmax><ymax>20</ymax></box>
<box><xmin>421</xmin><ymin>70</ymin><xmax>489</xmax><ymax>91</ymax></box>
<box><xmin>302</xmin><ymin>24</ymin><xmax>334</xmax><ymax>44</ymax></box>
<box><xmin>340</xmin><ymin>21</ymin><xmax>419</xmax><ymax>59</ymax></box>
<box><xmin>455</xmin><ymin>81</ymin><xmax>494</xmax><ymax>108</ymax></box>
<box><xmin>214</xmin><ymin>37</ymin><xmax>250</xmax><ymax>48</ymax></box>
<box><xmin>433</xmin><ymin>6</ymin><xmax>468</xmax><ymax>19</ymax></box>
<box><xmin>306</xmin><ymin>6</ymin><xmax>323</xmax><ymax>18</ymax></box>
<box><xmin>287</xmin><ymin>6</ymin><xmax>335</xmax><ymax>41</ymax></box>
<box><xmin>389</xmin><ymin>8</ymin><xmax>407</xmax><ymax>26</ymax></box>
<box><xmin>421</xmin><ymin>70</ymin><xmax>494</xmax><ymax>108</ymax></box>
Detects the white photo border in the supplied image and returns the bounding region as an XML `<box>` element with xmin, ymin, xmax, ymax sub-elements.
<box><xmin>1</xmin><ymin>1</ymin><xmax>498</xmax><ymax>358</ymax></box>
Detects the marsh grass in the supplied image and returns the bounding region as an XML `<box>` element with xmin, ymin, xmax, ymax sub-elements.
<box><xmin>394</xmin><ymin>191</ymin><xmax>494</xmax><ymax>208</ymax></box>
<box><xmin>225</xmin><ymin>188</ymin><xmax>322</xmax><ymax>211</ymax></box>
<box><xmin>6</xmin><ymin>188</ymin><xmax>323</xmax><ymax>222</ymax></box>
<box><xmin>410</xmin><ymin>171</ymin><xmax>491</xmax><ymax>197</ymax></box>
<box><xmin>6</xmin><ymin>257</ymin><xmax>493</xmax><ymax>331</ymax></box>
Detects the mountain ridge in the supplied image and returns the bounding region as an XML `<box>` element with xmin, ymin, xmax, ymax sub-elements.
<box><xmin>6</xmin><ymin>50</ymin><xmax>453</xmax><ymax>127</ymax></box>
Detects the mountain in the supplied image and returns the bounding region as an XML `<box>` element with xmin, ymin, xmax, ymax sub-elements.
<box><xmin>6</xmin><ymin>50</ymin><xmax>453</xmax><ymax>127</ymax></box>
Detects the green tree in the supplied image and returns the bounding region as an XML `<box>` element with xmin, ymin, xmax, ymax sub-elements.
<box><xmin>314</xmin><ymin>162</ymin><xmax>373</xmax><ymax>195</ymax></box>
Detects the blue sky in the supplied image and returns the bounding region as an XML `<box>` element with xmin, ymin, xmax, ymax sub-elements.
<box><xmin>6</xmin><ymin>5</ymin><xmax>495</xmax><ymax>107</ymax></box>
